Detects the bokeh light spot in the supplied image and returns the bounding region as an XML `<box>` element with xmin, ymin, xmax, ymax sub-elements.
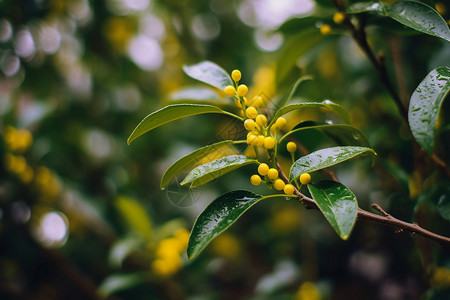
<box><xmin>128</xmin><ymin>35</ymin><xmax>163</xmax><ymax>71</ymax></box>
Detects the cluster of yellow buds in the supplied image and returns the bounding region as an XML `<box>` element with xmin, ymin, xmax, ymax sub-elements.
<box><xmin>34</xmin><ymin>166</ymin><xmax>62</xmax><ymax>201</ymax></box>
<box><xmin>4</xmin><ymin>126</ymin><xmax>33</xmax><ymax>153</ymax></box>
<box><xmin>251</xmin><ymin>162</ymin><xmax>296</xmax><ymax>195</ymax></box>
<box><xmin>224</xmin><ymin>69</ymin><xmax>287</xmax><ymax>150</ymax></box>
<box><xmin>151</xmin><ymin>228</ymin><xmax>189</xmax><ymax>276</ymax></box>
<box><xmin>3</xmin><ymin>126</ymin><xmax>61</xmax><ymax>200</ymax></box>
<box><xmin>4</xmin><ymin>153</ymin><xmax>34</xmax><ymax>183</ymax></box>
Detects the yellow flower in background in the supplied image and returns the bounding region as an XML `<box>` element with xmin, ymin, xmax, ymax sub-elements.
<box><xmin>151</xmin><ymin>227</ymin><xmax>190</xmax><ymax>276</ymax></box>
<box><xmin>210</xmin><ymin>233</ymin><xmax>241</xmax><ymax>260</ymax></box>
<box><xmin>431</xmin><ymin>267</ymin><xmax>450</xmax><ymax>288</ymax></box>
<box><xmin>103</xmin><ymin>17</ymin><xmax>136</xmax><ymax>53</ymax></box>
<box><xmin>296</xmin><ymin>281</ymin><xmax>321</xmax><ymax>300</ymax></box>
<box><xmin>270</xmin><ymin>207</ymin><xmax>301</xmax><ymax>234</ymax></box>
<box><xmin>4</xmin><ymin>126</ymin><xmax>33</xmax><ymax>153</ymax></box>
<box><xmin>34</xmin><ymin>166</ymin><xmax>61</xmax><ymax>200</ymax></box>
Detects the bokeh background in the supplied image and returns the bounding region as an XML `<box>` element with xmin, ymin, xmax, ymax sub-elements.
<box><xmin>1</xmin><ymin>0</ymin><xmax>450</xmax><ymax>299</ymax></box>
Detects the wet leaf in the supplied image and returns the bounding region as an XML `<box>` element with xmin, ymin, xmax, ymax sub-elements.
<box><xmin>348</xmin><ymin>1</ymin><xmax>450</xmax><ymax>42</ymax></box>
<box><xmin>270</xmin><ymin>100</ymin><xmax>351</xmax><ymax>127</ymax></box>
<box><xmin>188</xmin><ymin>190</ymin><xmax>273</xmax><ymax>259</ymax></box>
<box><xmin>384</xmin><ymin>1</ymin><xmax>450</xmax><ymax>43</ymax></box>
<box><xmin>408</xmin><ymin>66</ymin><xmax>450</xmax><ymax>154</ymax></box>
<box><xmin>308</xmin><ymin>180</ymin><xmax>358</xmax><ymax>240</ymax></box>
<box><xmin>280</xmin><ymin>121</ymin><xmax>370</xmax><ymax>147</ymax></box>
<box><xmin>290</xmin><ymin>146</ymin><xmax>376</xmax><ymax>182</ymax></box>
<box><xmin>183</xmin><ymin>61</ymin><xmax>233</xmax><ymax>90</ymax></box>
<box><xmin>161</xmin><ymin>140</ymin><xmax>244</xmax><ymax>189</ymax></box>
<box><xmin>127</xmin><ymin>104</ymin><xmax>242</xmax><ymax>144</ymax></box>
<box><xmin>181</xmin><ymin>155</ymin><xmax>258</xmax><ymax>188</ymax></box>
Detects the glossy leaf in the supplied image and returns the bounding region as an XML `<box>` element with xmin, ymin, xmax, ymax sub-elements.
<box><xmin>308</xmin><ymin>181</ymin><xmax>358</xmax><ymax>240</ymax></box>
<box><xmin>188</xmin><ymin>190</ymin><xmax>272</xmax><ymax>259</ymax></box>
<box><xmin>290</xmin><ymin>146</ymin><xmax>376</xmax><ymax>182</ymax></box>
<box><xmin>161</xmin><ymin>140</ymin><xmax>244</xmax><ymax>189</ymax></box>
<box><xmin>181</xmin><ymin>155</ymin><xmax>258</xmax><ymax>188</ymax></box>
<box><xmin>269</xmin><ymin>100</ymin><xmax>351</xmax><ymax>127</ymax></box>
<box><xmin>385</xmin><ymin>1</ymin><xmax>450</xmax><ymax>43</ymax></box>
<box><xmin>347</xmin><ymin>1</ymin><xmax>383</xmax><ymax>14</ymax></box>
<box><xmin>348</xmin><ymin>1</ymin><xmax>450</xmax><ymax>42</ymax></box>
<box><xmin>280</xmin><ymin>121</ymin><xmax>370</xmax><ymax>147</ymax></box>
<box><xmin>408</xmin><ymin>66</ymin><xmax>450</xmax><ymax>154</ymax></box>
<box><xmin>183</xmin><ymin>61</ymin><xmax>233</xmax><ymax>90</ymax></box>
<box><xmin>127</xmin><ymin>104</ymin><xmax>242</xmax><ymax>145</ymax></box>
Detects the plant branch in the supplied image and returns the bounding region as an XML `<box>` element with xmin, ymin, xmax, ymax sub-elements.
<box><xmin>276</xmin><ymin>162</ymin><xmax>450</xmax><ymax>247</ymax></box>
<box><xmin>332</xmin><ymin>0</ymin><xmax>450</xmax><ymax>178</ymax></box>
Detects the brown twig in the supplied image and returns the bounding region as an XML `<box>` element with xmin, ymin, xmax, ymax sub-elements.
<box><xmin>276</xmin><ymin>162</ymin><xmax>450</xmax><ymax>246</ymax></box>
<box><xmin>332</xmin><ymin>0</ymin><xmax>450</xmax><ymax>178</ymax></box>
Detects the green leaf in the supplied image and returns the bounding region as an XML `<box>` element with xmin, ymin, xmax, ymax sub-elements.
<box><xmin>276</xmin><ymin>28</ymin><xmax>323</xmax><ymax>88</ymax></box>
<box><xmin>115</xmin><ymin>196</ymin><xmax>153</xmax><ymax>238</ymax></box>
<box><xmin>161</xmin><ymin>140</ymin><xmax>244</xmax><ymax>189</ymax></box>
<box><xmin>188</xmin><ymin>190</ymin><xmax>275</xmax><ymax>259</ymax></box>
<box><xmin>280</xmin><ymin>121</ymin><xmax>370</xmax><ymax>147</ymax></box>
<box><xmin>275</xmin><ymin>75</ymin><xmax>314</xmax><ymax>109</ymax></box>
<box><xmin>408</xmin><ymin>66</ymin><xmax>450</xmax><ymax>154</ymax></box>
<box><xmin>269</xmin><ymin>100</ymin><xmax>351</xmax><ymax>127</ymax></box>
<box><xmin>181</xmin><ymin>155</ymin><xmax>258</xmax><ymax>188</ymax></box>
<box><xmin>183</xmin><ymin>61</ymin><xmax>233</xmax><ymax>90</ymax></box>
<box><xmin>347</xmin><ymin>1</ymin><xmax>383</xmax><ymax>14</ymax></box>
<box><xmin>308</xmin><ymin>180</ymin><xmax>358</xmax><ymax>240</ymax></box>
<box><xmin>290</xmin><ymin>146</ymin><xmax>377</xmax><ymax>182</ymax></box>
<box><xmin>384</xmin><ymin>1</ymin><xmax>450</xmax><ymax>43</ymax></box>
<box><xmin>98</xmin><ymin>272</ymin><xmax>149</xmax><ymax>297</ymax></box>
<box><xmin>348</xmin><ymin>1</ymin><xmax>450</xmax><ymax>42</ymax></box>
<box><xmin>127</xmin><ymin>104</ymin><xmax>242</xmax><ymax>145</ymax></box>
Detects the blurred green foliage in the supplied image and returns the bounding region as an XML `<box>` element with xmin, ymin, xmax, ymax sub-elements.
<box><xmin>0</xmin><ymin>0</ymin><xmax>449</xmax><ymax>299</ymax></box>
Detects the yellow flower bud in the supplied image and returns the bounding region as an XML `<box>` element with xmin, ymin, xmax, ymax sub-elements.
<box><xmin>267</xmin><ymin>168</ymin><xmax>278</xmax><ymax>180</ymax></box>
<box><xmin>258</xmin><ymin>163</ymin><xmax>269</xmax><ymax>176</ymax></box>
<box><xmin>320</xmin><ymin>24</ymin><xmax>332</xmax><ymax>35</ymax></box>
<box><xmin>284</xmin><ymin>184</ymin><xmax>295</xmax><ymax>195</ymax></box>
<box><xmin>264</xmin><ymin>137</ymin><xmax>275</xmax><ymax>149</ymax></box>
<box><xmin>257</xmin><ymin>135</ymin><xmax>265</xmax><ymax>146</ymax></box>
<box><xmin>333</xmin><ymin>12</ymin><xmax>345</xmax><ymax>24</ymax></box>
<box><xmin>250</xmin><ymin>174</ymin><xmax>262</xmax><ymax>186</ymax></box>
<box><xmin>273</xmin><ymin>179</ymin><xmax>285</xmax><ymax>191</ymax></box>
<box><xmin>299</xmin><ymin>173</ymin><xmax>311</xmax><ymax>185</ymax></box>
<box><xmin>275</xmin><ymin>117</ymin><xmax>286</xmax><ymax>129</ymax></box>
<box><xmin>246</xmin><ymin>106</ymin><xmax>258</xmax><ymax>119</ymax></box>
<box><xmin>244</xmin><ymin>119</ymin><xmax>256</xmax><ymax>130</ymax></box>
<box><xmin>255</xmin><ymin>114</ymin><xmax>267</xmax><ymax>126</ymax></box>
<box><xmin>231</xmin><ymin>69</ymin><xmax>241</xmax><ymax>82</ymax></box>
<box><xmin>224</xmin><ymin>85</ymin><xmax>236</xmax><ymax>97</ymax></box>
<box><xmin>286</xmin><ymin>142</ymin><xmax>297</xmax><ymax>153</ymax></box>
<box><xmin>237</xmin><ymin>84</ymin><xmax>248</xmax><ymax>97</ymax></box>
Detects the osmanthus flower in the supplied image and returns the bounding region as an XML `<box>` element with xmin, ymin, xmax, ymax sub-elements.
<box><xmin>128</xmin><ymin>61</ymin><xmax>377</xmax><ymax>260</ymax></box>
